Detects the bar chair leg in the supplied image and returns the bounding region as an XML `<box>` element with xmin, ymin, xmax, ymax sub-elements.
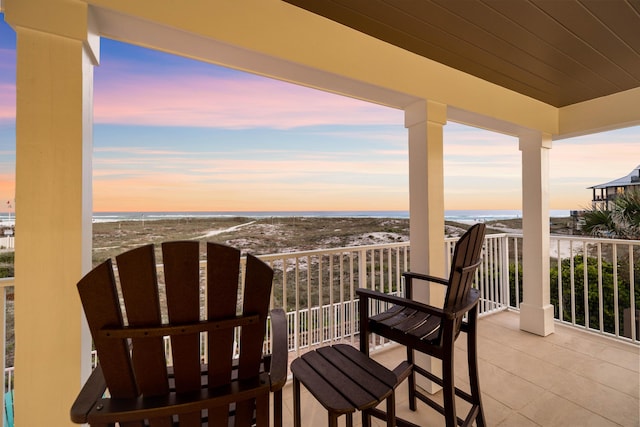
<box><xmin>407</xmin><ymin>347</ymin><xmax>416</xmax><ymax>411</ymax></box>
<box><xmin>443</xmin><ymin>349</ymin><xmax>456</xmax><ymax>427</ymax></box>
<box><xmin>468</xmin><ymin>309</ymin><xmax>486</xmax><ymax>427</ymax></box>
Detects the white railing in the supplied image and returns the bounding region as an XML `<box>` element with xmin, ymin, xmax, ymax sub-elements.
<box><xmin>258</xmin><ymin>242</ymin><xmax>410</xmax><ymax>355</ymax></box>
<box><xmin>506</xmin><ymin>234</ymin><xmax>639</xmax><ymax>344</ymax></box>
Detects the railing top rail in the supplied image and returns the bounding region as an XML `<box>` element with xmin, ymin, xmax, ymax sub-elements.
<box><xmin>445</xmin><ymin>233</ymin><xmax>507</xmax><ymax>243</ymax></box>
<box><xmin>549</xmin><ymin>235</ymin><xmax>640</xmax><ymax>245</ymax></box>
<box><xmin>506</xmin><ymin>233</ymin><xmax>640</xmax><ymax>245</ymax></box>
<box><xmin>0</xmin><ymin>277</ymin><xmax>14</xmax><ymax>288</ymax></box>
<box><xmin>256</xmin><ymin>241</ymin><xmax>410</xmax><ymax>261</ymax></box>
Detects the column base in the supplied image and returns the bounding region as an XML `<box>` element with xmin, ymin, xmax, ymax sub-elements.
<box><xmin>520</xmin><ymin>303</ymin><xmax>555</xmax><ymax>336</ymax></box>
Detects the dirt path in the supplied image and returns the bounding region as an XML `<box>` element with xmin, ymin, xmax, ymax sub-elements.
<box><xmin>196</xmin><ymin>221</ymin><xmax>256</xmax><ymax>239</ymax></box>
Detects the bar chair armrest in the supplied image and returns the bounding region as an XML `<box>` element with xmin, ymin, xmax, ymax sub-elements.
<box><xmin>356</xmin><ymin>288</ymin><xmax>451</xmax><ymax>320</ymax></box>
<box><xmin>402</xmin><ymin>271</ymin><xmax>449</xmax><ymax>287</ymax></box>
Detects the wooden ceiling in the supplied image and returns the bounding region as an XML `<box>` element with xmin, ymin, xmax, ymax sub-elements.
<box><xmin>283</xmin><ymin>0</ymin><xmax>640</xmax><ymax>108</ymax></box>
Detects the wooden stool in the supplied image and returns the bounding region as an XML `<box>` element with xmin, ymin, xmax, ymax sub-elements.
<box><xmin>290</xmin><ymin>344</ymin><xmax>397</xmax><ymax>427</ymax></box>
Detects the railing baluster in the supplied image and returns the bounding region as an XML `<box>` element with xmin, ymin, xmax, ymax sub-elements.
<box><xmin>570</xmin><ymin>240</ymin><xmax>576</xmax><ymax>325</ymax></box>
<box><xmin>584</xmin><ymin>241</ymin><xmax>589</xmax><ymax>330</ymax></box>
<box><xmin>557</xmin><ymin>239</ymin><xmax>563</xmax><ymax>322</ymax></box>
<box><xmin>294</xmin><ymin>256</ymin><xmax>300</xmax><ymax>355</ymax></box>
<box><xmin>613</xmin><ymin>244</ymin><xmax>620</xmax><ymax>337</ymax></box>
<box><xmin>629</xmin><ymin>244</ymin><xmax>636</xmax><ymax>342</ymax></box>
<box><xmin>349</xmin><ymin>251</ymin><xmax>355</xmax><ymax>346</ymax></box>
<box><xmin>597</xmin><ymin>243</ymin><xmax>604</xmax><ymax>333</ymax></box>
<box><xmin>514</xmin><ymin>237</ymin><xmax>520</xmax><ymax>309</ymax></box>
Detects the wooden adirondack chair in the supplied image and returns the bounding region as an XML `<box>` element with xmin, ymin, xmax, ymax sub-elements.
<box><xmin>357</xmin><ymin>223</ymin><xmax>486</xmax><ymax>427</ymax></box>
<box><xmin>70</xmin><ymin>241</ymin><xmax>287</xmax><ymax>427</ymax></box>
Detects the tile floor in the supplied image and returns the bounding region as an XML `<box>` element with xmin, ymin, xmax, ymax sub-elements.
<box><xmin>278</xmin><ymin>310</ymin><xmax>640</xmax><ymax>426</ymax></box>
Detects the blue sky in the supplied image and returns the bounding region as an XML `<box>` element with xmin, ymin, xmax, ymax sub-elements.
<box><xmin>0</xmin><ymin>14</ymin><xmax>638</xmax><ymax>213</ymax></box>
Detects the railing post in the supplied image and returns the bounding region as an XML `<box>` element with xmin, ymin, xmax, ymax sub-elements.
<box><xmin>358</xmin><ymin>248</ymin><xmax>367</xmax><ymax>290</ymax></box>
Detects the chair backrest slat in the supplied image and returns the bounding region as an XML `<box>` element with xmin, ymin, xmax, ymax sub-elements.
<box><xmin>116</xmin><ymin>245</ymin><xmax>170</xmax><ymax>401</ymax></box>
<box><xmin>77</xmin><ymin>260</ymin><xmax>138</xmax><ymax>398</ymax></box>
<box><xmin>234</xmin><ymin>253</ymin><xmax>274</xmax><ymax>426</ymax></box>
<box><xmin>206</xmin><ymin>243</ymin><xmax>241</xmax><ymax>426</ymax></box>
<box><xmin>163</xmin><ymin>241</ymin><xmax>202</xmax><ymax>393</ymax></box>
<box><xmin>444</xmin><ymin>223</ymin><xmax>486</xmax><ymax>310</ymax></box>
<box><xmin>238</xmin><ymin>254</ymin><xmax>274</xmax><ymax>379</ymax></box>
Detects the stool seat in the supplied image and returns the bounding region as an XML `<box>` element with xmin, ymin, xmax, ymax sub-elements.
<box><xmin>291</xmin><ymin>344</ymin><xmax>397</xmax><ymax>427</ymax></box>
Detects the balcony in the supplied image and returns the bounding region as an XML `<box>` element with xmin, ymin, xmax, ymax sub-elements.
<box><xmin>0</xmin><ymin>233</ymin><xmax>638</xmax><ymax>426</ymax></box>
<box><xmin>285</xmin><ymin>310</ymin><xmax>639</xmax><ymax>426</ymax></box>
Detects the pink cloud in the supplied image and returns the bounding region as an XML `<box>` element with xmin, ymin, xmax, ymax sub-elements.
<box><xmin>94</xmin><ymin>72</ymin><xmax>400</xmax><ymax>128</ymax></box>
<box><xmin>0</xmin><ymin>83</ymin><xmax>15</xmax><ymax>123</ymax></box>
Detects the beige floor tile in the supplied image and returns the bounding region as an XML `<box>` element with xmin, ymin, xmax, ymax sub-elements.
<box><xmin>550</xmin><ymin>374</ymin><xmax>640</xmax><ymax>427</ymax></box>
<box><xmin>598</xmin><ymin>345</ymin><xmax>640</xmax><ymax>372</ymax></box>
<box><xmin>539</xmin><ymin>345</ymin><xmax>598</xmax><ymax>371</ymax></box>
<box><xmin>480</xmin><ymin>392</ymin><xmax>512</xmax><ymax>426</ymax></box>
<box><xmin>479</xmin><ymin>361</ymin><xmax>546</xmax><ymax>410</ymax></box>
<box><xmin>576</xmin><ymin>358</ymin><xmax>639</xmax><ymax>399</ymax></box>
<box><xmin>519</xmin><ymin>390</ymin><xmax>619</xmax><ymax>427</ymax></box>
<box><xmin>496</xmin><ymin>412</ymin><xmax>541</xmax><ymax>427</ymax></box>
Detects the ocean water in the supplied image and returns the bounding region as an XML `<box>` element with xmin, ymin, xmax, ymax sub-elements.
<box><xmin>92</xmin><ymin>209</ymin><xmax>570</xmax><ymax>223</ymax></box>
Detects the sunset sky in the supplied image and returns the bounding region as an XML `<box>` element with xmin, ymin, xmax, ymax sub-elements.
<box><xmin>0</xmin><ymin>15</ymin><xmax>637</xmax><ymax>214</ymax></box>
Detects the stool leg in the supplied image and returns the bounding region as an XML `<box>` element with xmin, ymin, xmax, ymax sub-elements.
<box><xmin>293</xmin><ymin>376</ymin><xmax>302</xmax><ymax>427</ymax></box>
<box><xmin>346</xmin><ymin>412</ymin><xmax>353</xmax><ymax>427</ymax></box>
<box><xmin>329</xmin><ymin>412</ymin><xmax>340</xmax><ymax>427</ymax></box>
<box><xmin>386</xmin><ymin>392</ymin><xmax>396</xmax><ymax>427</ymax></box>
<box><xmin>362</xmin><ymin>409</ymin><xmax>370</xmax><ymax>427</ymax></box>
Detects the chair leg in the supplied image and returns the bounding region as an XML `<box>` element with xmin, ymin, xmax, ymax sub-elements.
<box><xmin>443</xmin><ymin>347</ymin><xmax>456</xmax><ymax>427</ymax></box>
<box><xmin>467</xmin><ymin>311</ymin><xmax>486</xmax><ymax>427</ymax></box>
<box><xmin>406</xmin><ymin>347</ymin><xmax>416</xmax><ymax>411</ymax></box>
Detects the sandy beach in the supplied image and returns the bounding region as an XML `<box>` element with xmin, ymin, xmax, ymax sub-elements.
<box><xmin>92</xmin><ymin>215</ymin><xmax>575</xmax><ymax>265</ymax></box>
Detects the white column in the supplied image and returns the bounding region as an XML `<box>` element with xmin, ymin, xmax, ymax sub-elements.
<box><xmin>519</xmin><ymin>131</ymin><xmax>555</xmax><ymax>336</ymax></box>
<box><xmin>6</xmin><ymin>0</ymin><xmax>98</xmax><ymax>424</ymax></box>
<box><xmin>406</xmin><ymin>99</ymin><xmax>446</xmax><ymax>393</ymax></box>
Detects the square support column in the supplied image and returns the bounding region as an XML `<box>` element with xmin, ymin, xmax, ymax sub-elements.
<box><xmin>6</xmin><ymin>1</ymin><xmax>98</xmax><ymax>423</ymax></box>
<box><xmin>519</xmin><ymin>131</ymin><xmax>555</xmax><ymax>336</ymax></box>
<box><xmin>405</xmin><ymin>99</ymin><xmax>446</xmax><ymax>393</ymax></box>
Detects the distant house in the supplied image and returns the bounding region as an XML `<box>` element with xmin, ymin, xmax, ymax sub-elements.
<box><xmin>589</xmin><ymin>165</ymin><xmax>640</xmax><ymax>210</ymax></box>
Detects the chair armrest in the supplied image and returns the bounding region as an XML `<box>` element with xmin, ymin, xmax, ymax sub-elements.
<box><xmin>70</xmin><ymin>364</ymin><xmax>107</xmax><ymax>424</ymax></box>
<box><xmin>357</xmin><ymin>287</ymin><xmax>480</xmax><ymax>320</ymax></box>
<box><xmin>356</xmin><ymin>288</ymin><xmax>451</xmax><ymax>319</ymax></box>
<box><xmin>449</xmin><ymin>288</ymin><xmax>481</xmax><ymax>318</ymax></box>
<box><xmin>268</xmin><ymin>308</ymin><xmax>288</xmax><ymax>391</ymax></box>
<box><xmin>402</xmin><ymin>271</ymin><xmax>449</xmax><ymax>287</ymax></box>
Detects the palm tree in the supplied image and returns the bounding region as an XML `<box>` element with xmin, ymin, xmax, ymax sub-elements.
<box><xmin>583</xmin><ymin>189</ymin><xmax>640</xmax><ymax>239</ymax></box>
